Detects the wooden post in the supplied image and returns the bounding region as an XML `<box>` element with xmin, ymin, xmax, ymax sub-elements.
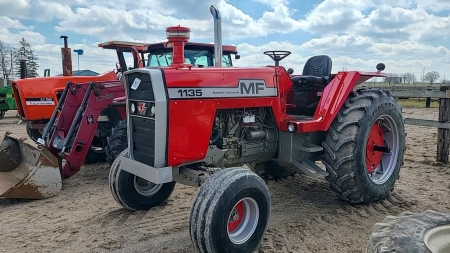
<box><xmin>437</xmin><ymin>85</ymin><xmax>450</xmax><ymax>163</ymax></box>
<box><xmin>426</xmin><ymin>97</ymin><xmax>431</xmax><ymax>108</ymax></box>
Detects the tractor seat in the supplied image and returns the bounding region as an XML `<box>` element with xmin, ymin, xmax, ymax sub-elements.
<box><xmin>291</xmin><ymin>55</ymin><xmax>332</xmax><ymax>90</ymax></box>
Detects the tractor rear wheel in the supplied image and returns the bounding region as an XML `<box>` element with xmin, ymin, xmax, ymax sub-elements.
<box><xmin>109</xmin><ymin>149</ymin><xmax>176</xmax><ymax>211</ymax></box>
<box><xmin>0</xmin><ymin>111</ymin><xmax>5</xmax><ymax>119</ymax></box>
<box><xmin>322</xmin><ymin>89</ymin><xmax>405</xmax><ymax>204</ymax></box>
<box><xmin>189</xmin><ymin>167</ymin><xmax>271</xmax><ymax>253</ymax></box>
<box><xmin>106</xmin><ymin>119</ymin><xmax>127</xmax><ymax>165</ymax></box>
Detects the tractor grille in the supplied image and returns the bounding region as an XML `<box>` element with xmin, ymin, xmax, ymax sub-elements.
<box><xmin>127</xmin><ymin>72</ymin><xmax>156</xmax><ymax>167</ymax></box>
<box><xmin>131</xmin><ymin>117</ymin><xmax>155</xmax><ymax>166</ymax></box>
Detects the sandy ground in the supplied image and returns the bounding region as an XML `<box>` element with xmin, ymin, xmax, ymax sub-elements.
<box><xmin>0</xmin><ymin>106</ymin><xmax>449</xmax><ymax>253</ymax></box>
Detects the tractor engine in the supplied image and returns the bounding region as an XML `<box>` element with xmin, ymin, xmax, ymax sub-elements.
<box><xmin>206</xmin><ymin>107</ymin><xmax>278</xmax><ymax>167</ymax></box>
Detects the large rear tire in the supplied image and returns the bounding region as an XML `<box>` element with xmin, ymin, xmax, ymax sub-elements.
<box><xmin>322</xmin><ymin>89</ymin><xmax>406</xmax><ymax>204</ymax></box>
<box><xmin>189</xmin><ymin>167</ymin><xmax>271</xmax><ymax>253</ymax></box>
<box><xmin>109</xmin><ymin>149</ymin><xmax>176</xmax><ymax>211</ymax></box>
<box><xmin>366</xmin><ymin>210</ymin><xmax>450</xmax><ymax>253</ymax></box>
<box><xmin>106</xmin><ymin>119</ymin><xmax>127</xmax><ymax>165</ymax></box>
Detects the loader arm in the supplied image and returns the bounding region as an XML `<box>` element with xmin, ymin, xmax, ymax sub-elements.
<box><xmin>42</xmin><ymin>80</ymin><xmax>125</xmax><ymax>179</ymax></box>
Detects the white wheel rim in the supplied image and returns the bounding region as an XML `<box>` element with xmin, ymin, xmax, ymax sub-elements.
<box><xmin>424</xmin><ymin>224</ymin><xmax>450</xmax><ymax>253</ymax></box>
<box><xmin>134</xmin><ymin>176</ymin><xmax>162</xmax><ymax>196</ymax></box>
<box><xmin>227</xmin><ymin>197</ymin><xmax>259</xmax><ymax>245</ymax></box>
<box><xmin>366</xmin><ymin>114</ymin><xmax>400</xmax><ymax>185</ymax></box>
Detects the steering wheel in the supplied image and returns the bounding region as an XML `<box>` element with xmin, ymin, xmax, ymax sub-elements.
<box><xmin>263</xmin><ymin>51</ymin><xmax>291</xmax><ymax>66</ymax></box>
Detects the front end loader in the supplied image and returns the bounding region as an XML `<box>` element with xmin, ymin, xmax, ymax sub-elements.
<box><xmin>39</xmin><ymin>79</ymin><xmax>126</xmax><ymax>179</ymax></box>
<box><xmin>107</xmin><ymin>6</ymin><xmax>405</xmax><ymax>253</ymax></box>
<box><xmin>0</xmin><ymin>41</ymin><xmax>145</xmax><ymax>199</ymax></box>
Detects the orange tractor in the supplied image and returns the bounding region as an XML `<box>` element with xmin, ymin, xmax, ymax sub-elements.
<box><xmin>0</xmin><ymin>34</ymin><xmax>240</xmax><ymax>199</ymax></box>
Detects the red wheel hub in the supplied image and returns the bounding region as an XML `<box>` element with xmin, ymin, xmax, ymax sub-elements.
<box><xmin>366</xmin><ymin>123</ymin><xmax>385</xmax><ymax>174</ymax></box>
<box><xmin>228</xmin><ymin>201</ymin><xmax>244</xmax><ymax>232</ymax></box>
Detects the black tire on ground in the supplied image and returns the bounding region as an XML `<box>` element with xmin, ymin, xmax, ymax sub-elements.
<box><xmin>322</xmin><ymin>89</ymin><xmax>406</xmax><ymax>204</ymax></box>
<box><xmin>106</xmin><ymin>119</ymin><xmax>127</xmax><ymax>165</ymax></box>
<box><xmin>26</xmin><ymin>124</ymin><xmax>42</xmax><ymax>142</ymax></box>
<box><xmin>248</xmin><ymin>160</ymin><xmax>297</xmax><ymax>180</ymax></box>
<box><xmin>0</xmin><ymin>110</ymin><xmax>5</xmax><ymax>119</ymax></box>
<box><xmin>84</xmin><ymin>147</ymin><xmax>107</xmax><ymax>164</ymax></box>
<box><xmin>366</xmin><ymin>210</ymin><xmax>450</xmax><ymax>253</ymax></box>
<box><xmin>109</xmin><ymin>149</ymin><xmax>176</xmax><ymax>211</ymax></box>
<box><xmin>189</xmin><ymin>167</ymin><xmax>271</xmax><ymax>253</ymax></box>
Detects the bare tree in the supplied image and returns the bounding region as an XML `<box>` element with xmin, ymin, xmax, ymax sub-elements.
<box><xmin>424</xmin><ymin>71</ymin><xmax>440</xmax><ymax>85</ymax></box>
<box><xmin>385</xmin><ymin>73</ymin><xmax>401</xmax><ymax>85</ymax></box>
<box><xmin>403</xmin><ymin>73</ymin><xmax>416</xmax><ymax>85</ymax></box>
<box><xmin>0</xmin><ymin>40</ymin><xmax>13</xmax><ymax>80</ymax></box>
<box><xmin>441</xmin><ymin>78</ymin><xmax>450</xmax><ymax>84</ymax></box>
<box><xmin>411</xmin><ymin>73</ymin><xmax>416</xmax><ymax>84</ymax></box>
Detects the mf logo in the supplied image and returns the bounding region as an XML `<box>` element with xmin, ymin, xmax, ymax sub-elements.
<box><xmin>137</xmin><ymin>102</ymin><xmax>147</xmax><ymax>116</ymax></box>
<box><xmin>239</xmin><ymin>80</ymin><xmax>265</xmax><ymax>95</ymax></box>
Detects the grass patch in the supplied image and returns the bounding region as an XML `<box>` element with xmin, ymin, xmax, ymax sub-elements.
<box><xmin>397</xmin><ymin>98</ymin><xmax>439</xmax><ymax>108</ymax></box>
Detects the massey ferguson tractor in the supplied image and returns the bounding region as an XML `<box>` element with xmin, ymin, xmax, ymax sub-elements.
<box><xmin>107</xmin><ymin>6</ymin><xmax>406</xmax><ymax>253</ymax></box>
<box><xmin>0</xmin><ymin>30</ymin><xmax>239</xmax><ymax>199</ymax></box>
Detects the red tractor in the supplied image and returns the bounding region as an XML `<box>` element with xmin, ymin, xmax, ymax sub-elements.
<box><xmin>108</xmin><ymin>6</ymin><xmax>406</xmax><ymax>253</ymax></box>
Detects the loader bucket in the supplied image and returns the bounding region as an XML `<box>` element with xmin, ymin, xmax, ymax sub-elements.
<box><xmin>0</xmin><ymin>132</ymin><xmax>62</xmax><ymax>199</ymax></box>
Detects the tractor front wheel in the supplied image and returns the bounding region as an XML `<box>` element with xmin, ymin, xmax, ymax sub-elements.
<box><xmin>322</xmin><ymin>89</ymin><xmax>406</xmax><ymax>204</ymax></box>
<box><xmin>106</xmin><ymin>119</ymin><xmax>127</xmax><ymax>165</ymax></box>
<box><xmin>109</xmin><ymin>149</ymin><xmax>176</xmax><ymax>211</ymax></box>
<box><xmin>189</xmin><ymin>167</ymin><xmax>271</xmax><ymax>253</ymax></box>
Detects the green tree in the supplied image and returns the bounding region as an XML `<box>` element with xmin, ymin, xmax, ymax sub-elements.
<box><xmin>14</xmin><ymin>38</ymin><xmax>39</xmax><ymax>78</ymax></box>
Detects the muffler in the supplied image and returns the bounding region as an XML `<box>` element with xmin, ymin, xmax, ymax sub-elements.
<box><xmin>0</xmin><ymin>132</ymin><xmax>61</xmax><ymax>199</ymax></box>
<box><xmin>210</xmin><ymin>5</ymin><xmax>222</xmax><ymax>67</ymax></box>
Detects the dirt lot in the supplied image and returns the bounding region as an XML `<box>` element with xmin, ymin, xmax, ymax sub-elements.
<box><xmin>1</xmin><ymin>106</ymin><xmax>449</xmax><ymax>253</ymax></box>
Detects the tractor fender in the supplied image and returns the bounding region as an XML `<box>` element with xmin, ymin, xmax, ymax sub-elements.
<box><xmin>315</xmin><ymin>71</ymin><xmax>386</xmax><ymax>131</ymax></box>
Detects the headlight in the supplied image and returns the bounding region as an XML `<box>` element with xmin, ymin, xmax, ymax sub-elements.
<box><xmin>130</xmin><ymin>102</ymin><xmax>136</xmax><ymax>114</ymax></box>
<box><xmin>150</xmin><ymin>105</ymin><xmax>155</xmax><ymax>116</ymax></box>
<box><xmin>288</xmin><ymin>123</ymin><xmax>296</xmax><ymax>132</ymax></box>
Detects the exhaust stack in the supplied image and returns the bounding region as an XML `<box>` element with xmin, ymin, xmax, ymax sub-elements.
<box><xmin>60</xmin><ymin>36</ymin><xmax>73</xmax><ymax>76</ymax></box>
<box><xmin>17</xmin><ymin>55</ymin><xmax>27</xmax><ymax>79</ymax></box>
<box><xmin>210</xmin><ymin>5</ymin><xmax>222</xmax><ymax>67</ymax></box>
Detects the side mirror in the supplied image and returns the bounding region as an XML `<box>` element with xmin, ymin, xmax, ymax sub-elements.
<box><xmin>235</xmin><ymin>54</ymin><xmax>240</xmax><ymax>60</ymax></box>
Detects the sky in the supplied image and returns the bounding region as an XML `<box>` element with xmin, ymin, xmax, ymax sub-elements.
<box><xmin>0</xmin><ymin>0</ymin><xmax>449</xmax><ymax>82</ymax></box>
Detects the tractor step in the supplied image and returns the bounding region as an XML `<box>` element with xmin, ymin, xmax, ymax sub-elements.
<box><xmin>290</xmin><ymin>115</ymin><xmax>313</xmax><ymax>121</ymax></box>
<box><xmin>293</xmin><ymin>142</ymin><xmax>323</xmax><ymax>153</ymax></box>
<box><xmin>292</xmin><ymin>158</ymin><xmax>328</xmax><ymax>178</ymax></box>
